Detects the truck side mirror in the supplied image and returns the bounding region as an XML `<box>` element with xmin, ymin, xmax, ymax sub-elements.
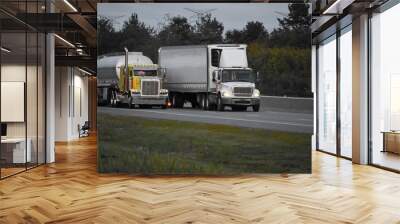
<box><xmin>159</xmin><ymin>68</ymin><xmax>167</xmax><ymax>79</ymax></box>
<box><xmin>256</xmin><ymin>72</ymin><xmax>260</xmax><ymax>82</ymax></box>
<box><xmin>212</xmin><ymin>71</ymin><xmax>217</xmax><ymax>82</ymax></box>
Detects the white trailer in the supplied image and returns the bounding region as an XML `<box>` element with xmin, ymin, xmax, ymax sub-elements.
<box><xmin>158</xmin><ymin>44</ymin><xmax>260</xmax><ymax>111</ymax></box>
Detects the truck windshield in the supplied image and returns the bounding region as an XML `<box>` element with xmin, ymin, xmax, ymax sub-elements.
<box><xmin>134</xmin><ymin>70</ymin><xmax>157</xmax><ymax>76</ymax></box>
<box><xmin>221</xmin><ymin>70</ymin><xmax>255</xmax><ymax>83</ymax></box>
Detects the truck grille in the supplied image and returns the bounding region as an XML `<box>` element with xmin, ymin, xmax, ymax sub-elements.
<box><xmin>233</xmin><ymin>87</ymin><xmax>253</xmax><ymax>97</ymax></box>
<box><xmin>142</xmin><ymin>80</ymin><xmax>159</xmax><ymax>96</ymax></box>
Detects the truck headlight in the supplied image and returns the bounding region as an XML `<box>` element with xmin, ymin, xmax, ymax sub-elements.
<box><xmin>222</xmin><ymin>90</ymin><xmax>232</xmax><ymax>97</ymax></box>
<box><xmin>253</xmin><ymin>89</ymin><xmax>260</xmax><ymax>97</ymax></box>
<box><xmin>160</xmin><ymin>89</ymin><xmax>168</xmax><ymax>94</ymax></box>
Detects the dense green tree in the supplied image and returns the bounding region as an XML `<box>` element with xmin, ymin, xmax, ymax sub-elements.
<box><xmin>119</xmin><ymin>13</ymin><xmax>158</xmax><ymax>62</ymax></box>
<box><xmin>158</xmin><ymin>16</ymin><xmax>195</xmax><ymax>46</ymax></box>
<box><xmin>249</xmin><ymin>46</ymin><xmax>311</xmax><ymax>96</ymax></box>
<box><xmin>225</xmin><ymin>21</ymin><xmax>268</xmax><ymax>44</ymax></box>
<box><xmin>243</xmin><ymin>21</ymin><xmax>268</xmax><ymax>43</ymax></box>
<box><xmin>278</xmin><ymin>4</ymin><xmax>310</xmax><ymax>30</ymax></box>
<box><xmin>194</xmin><ymin>14</ymin><xmax>224</xmax><ymax>44</ymax></box>
<box><xmin>270</xmin><ymin>4</ymin><xmax>310</xmax><ymax>48</ymax></box>
<box><xmin>257</xmin><ymin>3</ymin><xmax>312</xmax><ymax>96</ymax></box>
<box><xmin>225</xmin><ymin>29</ymin><xmax>244</xmax><ymax>44</ymax></box>
<box><xmin>97</xmin><ymin>16</ymin><xmax>119</xmax><ymax>55</ymax></box>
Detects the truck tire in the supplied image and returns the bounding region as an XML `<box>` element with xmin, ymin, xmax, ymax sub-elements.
<box><xmin>252</xmin><ymin>104</ymin><xmax>260</xmax><ymax>112</ymax></box>
<box><xmin>128</xmin><ymin>97</ymin><xmax>134</xmax><ymax>109</ymax></box>
<box><xmin>110</xmin><ymin>90</ymin><xmax>117</xmax><ymax>107</ymax></box>
<box><xmin>200</xmin><ymin>95</ymin><xmax>204</xmax><ymax>109</ymax></box>
<box><xmin>172</xmin><ymin>95</ymin><xmax>177</xmax><ymax>108</ymax></box>
<box><xmin>190</xmin><ymin>99</ymin><xmax>197</xmax><ymax>108</ymax></box>
<box><xmin>110</xmin><ymin>94</ymin><xmax>115</xmax><ymax>107</ymax></box>
<box><xmin>200</xmin><ymin>94</ymin><xmax>207</xmax><ymax>110</ymax></box>
<box><xmin>216</xmin><ymin>95</ymin><xmax>224</xmax><ymax>111</ymax></box>
<box><xmin>172</xmin><ymin>94</ymin><xmax>184</xmax><ymax>108</ymax></box>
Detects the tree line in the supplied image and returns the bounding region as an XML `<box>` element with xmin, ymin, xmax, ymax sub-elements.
<box><xmin>98</xmin><ymin>4</ymin><xmax>311</xmax><ymax>97</ymax></box>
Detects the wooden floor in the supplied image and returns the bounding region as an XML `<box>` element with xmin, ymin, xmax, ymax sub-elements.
<box><xmin>1</xmin><ymin>135</ymin><xmax>400</xmax><ymax>224</ymax></box>
<box><xmin>1</xmin><ymin>167</ymin><xmax>26</xmax><ymax>178</ymax></box>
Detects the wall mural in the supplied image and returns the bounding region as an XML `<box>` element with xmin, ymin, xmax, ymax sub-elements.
<box><xmin>97</xmin><ymin>3</ymin><xmax>312</xmax><ymax>174</ymax></box>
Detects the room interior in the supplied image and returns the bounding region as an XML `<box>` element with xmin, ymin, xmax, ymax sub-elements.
<box><xmin>0</xmin><ymin>0</ymin><xmax>398</xmax><ymax>180</ymax></box>
<box><xmin>0</xmin><ymin>1</ymin><xmax>95</xmax><ymax>179</ymax></box>
<box><xmin>0</xmin><ymin>30</ymin><xmax>46</xmax><ymax>178</ymax></box>
<box><xmin>0</xmin><ymin>0</ymin><xmax>399</xmax><ymax>222</ymax></box>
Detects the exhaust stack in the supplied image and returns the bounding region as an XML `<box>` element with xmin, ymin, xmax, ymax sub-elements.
<box><xmin>124</xmin><ymin>47</ymin><xmax>129</xmax><ymax>92</ymax></box>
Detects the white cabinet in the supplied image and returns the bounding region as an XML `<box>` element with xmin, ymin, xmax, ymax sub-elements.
<box><xmin>1</xmin><ymin>138</ymin><xmax>31</xmax><ymax>163</ymax></box>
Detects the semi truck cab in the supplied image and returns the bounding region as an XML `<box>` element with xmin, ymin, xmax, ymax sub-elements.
<box><xmin>213</xmin><ymin>67</ymin><xmax>260</xmax><ymax>112</ymax></box>
<box><xmin>98</xmin><ymin>50</ymin><xmax>168</xmax><ymax>109</ymax></box>
<box><xmin>115</xmin><ymin>64</ymin><xmax>169</xmax><ymax>108</ymax></box>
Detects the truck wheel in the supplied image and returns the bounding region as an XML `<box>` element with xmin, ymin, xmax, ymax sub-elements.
<box><xmin>200</xmin><ymin>96</ymin><xmax>204</xmax><ymax>109</ymax></box>
<box><xmin>252</xmin><ymin>104</ymin><xmax>260</xmax><ymax>112</ymax></box>
<box><xmin>110</xmin><ymin>95</ymin><xmax>115</xmax><ymax>107</ymax></box>
<box><xmin>172</xmin><ymin>95</ymin><xmax>177</xmax><ymax>108</ymax></box>
<box><xmin>128</xmin><ymin>98</ymin><xmax>134</xmax><ymax>109</ymax></box>
<box><xmin>205</xmin><ymin>95</ymin><xmax>215</xmax><ymax>111</ymax></box>
<box><xmin>173</xmin><ymin>94</ymin><xmax>184</xmax><ymax>108</ymax></box>
<box><xmin>179</xmin><ymin>96</ymin><xmax>185</xmax><ymax>108</ymax></box>
<box><xmin>216</xmin><ymin>95</ymin><xmax>224</xmax><ymax>111</ymax></box>
<box><xmin>200</xmin><ymin>94</ymin><xmax>207</xmax><ymax>110</ymax></box>
<box><xmin>190</xmin><ymin>100</ymin><xmax>197</xmax><ymax>108</ymax></box>
<box><xmin>172</xmin><ymin>95</ymin><xmax>179</xmax><ymax>108</ymax></box>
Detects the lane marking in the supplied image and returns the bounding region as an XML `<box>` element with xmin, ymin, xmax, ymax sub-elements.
<box><xmin>102</xmin><ymin>108</ymin><xmax>313</xmax><ymax>128</ymax></box>
<box><xmin>260</xmin><ymin>95</ymin><xmax>313</xmax><ymax>100</ymax></box>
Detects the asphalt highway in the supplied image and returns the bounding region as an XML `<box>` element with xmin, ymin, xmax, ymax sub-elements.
<box><xmin>98</xmin><ymin>104</ymin><xmax>313</xmax><ymax>134</ymax></box>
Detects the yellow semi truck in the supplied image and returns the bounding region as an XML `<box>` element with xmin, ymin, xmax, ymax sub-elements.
<box><xmin>98</xmin><ymin>48</ymin><xmax>168</xmax><ymax>108</ymax></box>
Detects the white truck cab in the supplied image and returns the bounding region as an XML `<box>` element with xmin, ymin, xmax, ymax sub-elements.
<box><xmin>213</xmin><ymin>67</ymin><xmax>260</xmax><ymax>111</ymax></box>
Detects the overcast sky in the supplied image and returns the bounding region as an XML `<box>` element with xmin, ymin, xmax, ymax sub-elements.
<box><xmin>98</xmin><ymin>3</ymin><xmax>290</xmax><ymax>34</ymax></box>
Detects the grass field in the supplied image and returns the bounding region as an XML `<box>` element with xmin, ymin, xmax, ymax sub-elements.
<box><xmin>98</xmin><ymin>113</ymin><xmax>311</xmax><ymax>174</ymax></box>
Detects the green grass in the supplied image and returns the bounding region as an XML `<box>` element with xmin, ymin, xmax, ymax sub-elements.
<box><xmin>97</xmin><ymin>113</ymin><xmax>311</xmax><ymax>174</ymax></box>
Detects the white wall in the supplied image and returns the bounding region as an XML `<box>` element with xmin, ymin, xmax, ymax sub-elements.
<box><xmin>311</xmin><ymin>45</ymin><xmax>316</xmax><ymax>151</ymax></box>
<box><xmin>55</xmin><ymin>67</ymin><xmax>89</xmax><ymax>141</ymax></box>
<box><xmin>1</xmin><ymin>64</ymin><xmax>26</xmax><ymax>139</ymax></box>
<box><xmin>1</xmin><ymin>63</ymin><xmax>46</xmax><ymax>164</ymax></box>
<box><xmin>55</xmin><ymin>66</ymin><xmax>70</xmax><ymax>141</ymax></box>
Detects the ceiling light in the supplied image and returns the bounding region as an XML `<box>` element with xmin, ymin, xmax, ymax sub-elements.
<box><xmin>78</xmin><ymin>67</ymin><xmax>92</xmax><ymax>76</ymax></box>
<box><xmin>63</xmin><ymin>0</ymin><xmax>78</xmax><ymax>12</ymax></box>
<box><xmin>54</xmin><ymin>34</ymin><xmax>75</xmax><ymax>48</ymax></box>
<box><xmin>323</xmin><ymin>0</ymin><xmax>341</xmax><ymax>14</ymax></box>
<box><xmin>322</xmin><ymin>0</ymin><xmax>354</xmax><ymax>15</ymax></box>
<box><xmin>1</xmin><ymin>47</ymin><xmax>11</xmax><ymax>53</ymax></box>
<box><xmin>76</xmin><ymin>48</ymin><xmax>86</xmax><ymax>55</ymax></box>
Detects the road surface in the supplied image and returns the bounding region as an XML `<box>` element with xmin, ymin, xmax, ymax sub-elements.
<box><xmin>98</xmin><ymin>105</ymin><xmax>313</xmax><ymax>134</ymax></box>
